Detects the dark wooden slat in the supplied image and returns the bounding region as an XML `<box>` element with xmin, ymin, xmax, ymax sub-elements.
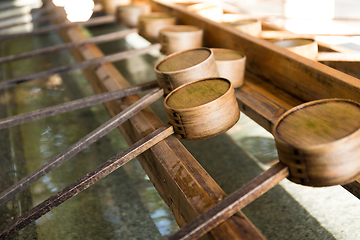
<box><xmin>0</xmin><ymin>3</ymin><xmax>42</xmax><ymax>12</ymax></box>
<box><xmin>0</xmin><ymin>5</ymin><xmax>50</xmax><ymax>21</ymax></box>
<box><xmin>167</xmin><ymin>162</ymin><xmax>289</xmax><ymax>240</ymax></box>
<box><xmin>317</xmin><ymin>52</ymin><xmax>360</xmax><ymax>62</ymax></box>
<box><xmin>0</xmin><ymin>88</ymin><xmax>164</xmax><ymax>206</ymax></box>
<box><xmin>0</xmin><ymin>43</ymin><xmax>161</xmax><ymax>89</ymax></box>
<box><xmin>235</xmin><ymin>72</ymin><xmax>302</xmax><ymax>132</ymax></box>
<box><xmin>0</xmin><ymin>80</ymin><xmax>158</xmax><ymax>129</ymax></box>
<box><xmin>343</xmin><ymin>178</ymin><xmax>360</xmax><ymax>199</ymax></box>
<box><xmin>0</xmin><ymin>28</ymin><xmax>138</xmax><ymax>64</ymax></box>
<box><xmin>0</xmin><ymin>125</ymin><xmax>174</xmax><ymax>239</ymax></box>
<box><xmin>0</xmin><ymin>15</ymin><xmax>115</xmax><ymax>40</ymax></box>
<box><xmin>0</xmin><ymin>13</ymin><xmax>60</xmax><ymax>31</ymax></box>
<box><xmin>260</xmin><ymin>31</ymin><xmax>360</xmax><ymax>39</ymax></box>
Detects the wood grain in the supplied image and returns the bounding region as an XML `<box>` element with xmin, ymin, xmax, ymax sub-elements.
<box><xmin>274</xmin><ymin>99</ymin><xmax>360</xmax><ymax>186</ymax></box>
<box><xmin>271</xmin><ymin>38</ymin><xmax>318</xmax><ymax>60</ymax></box>
<box><xmin>164</xmin><ymin>78</ymin><xmax>240</xmax><ymax>140</ymax></box>
<box><xmin>157</xmin><ymin>48</ymin><xmax>210</xmax><ymax>72</ymax></box>
<box><xmin>103</xmin><ymin>0</ymin><xmax>131</xmax><ymax>14</ymax></box>
<box><xmin>160</xmin><ymin>25</ymin><xmax>203</xmax><ymax>55</ymax></box>
<box><xmin>149</xmin><ymin>0</ymin><xmax>360</xmax><ymax>197</ymax></box>
<box><xmin>116</xmin><ymin>3</ymin><xmax>151</xmax><ymax>27</ymax></box>
<box><xmin>51</xmin><ymin>4</ymin><xmax>265</xmax><ymax>239</ymax></box>
<box><xmin>138</xmin><ymin>12</ymin><xmax>176</xmax><ymax>42</ymax></box>
<box><xmin>167</xmin><ymin>162</ymin><xmax>289</xmax><ymax>240</ymax></box>
<box><xmin>226</xmin><ymin>19</ymin><xmax>262</xmax><ymax>37</ymax></box>
<box><xmin>149</xmin><ymin>0</ymin><xmax>360</xmax><ymax>104</ymax></box>
<box><xmin>212</xmin><ymin>48</ymin><xmax>246</xmax><ymax>88</ymax></box>
<box><xmin>317</xmin><ymin>52</ymin><xmax>360</xmax><ymax>62</ymax></box>
<box><xmin>155</xmin><ymin>47</ymin><xmax>219</xmax><ymax>94</ymax></box>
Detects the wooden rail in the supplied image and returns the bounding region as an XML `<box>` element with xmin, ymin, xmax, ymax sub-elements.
<box><xmin>48</xmin><ymin>2</ymin><xmax>265</xmax><ymax>240</ymax></box>
<box><xmin>148</xmin><ymin>0</ymin><xmax>360</xmax><ymax>199</ymax></box>
<box><xmin>261</xmin><ymin>21</ymin><xmax>360</xmax><ymax>78</ymax></box>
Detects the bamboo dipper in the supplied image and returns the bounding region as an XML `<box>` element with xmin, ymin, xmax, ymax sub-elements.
<box><xmin>155</xmin><ymin>47</ymin><xmax>219</xmax><ymax>94</ymax></box>
<box><xmin>272</xmin><ymin>38</ymin><xmax>318</xmax><ymax>60</ymax></box>
<box><xmin>167</xmin><ymin>98</ymin><xmax>360</xmax><ymax>240</ymax></box>
<box><xmin>0</xmin><ymin>78</ymin><xmax>241</xmax><ymax>238</ymax></box>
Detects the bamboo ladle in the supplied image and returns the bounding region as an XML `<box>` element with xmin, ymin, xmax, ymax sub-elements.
<box><xmin>0</xmin><ymin>77</ymin><xmax>240</xmax><ymax>238</ymax></box>
<box><xmin>167</xmin><ymin>98</ymin><xmax>360</xmax><ymax>240</ymax></box>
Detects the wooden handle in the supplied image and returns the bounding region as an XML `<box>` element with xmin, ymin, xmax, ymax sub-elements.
<box><xmin>0</xmin><ymin>80</ymin><xmax>158</xmax><ymax>129</ymax></box>
<box><xmin>0</xmin><ymin>125</ymin><xmax>174</xmax><ymax>239</ymax></box>
<box><xmin>0</xmin><ymin>88</ymin><xmax>164</xmax><ymax>206</ymax></box>
<box><xmin>0</xmin><ymin>43</ymin><xmax>161</xmax><ymax>89</ymax></box>
<box><xmin>0</xmin><ymin>28</ymin><xmax>138</xmax><ymax>64</ymax></box>
<box><xmin>167</xmin><ymin>162</ymin><xmax>289</xmax><ymax>240</ymax></box>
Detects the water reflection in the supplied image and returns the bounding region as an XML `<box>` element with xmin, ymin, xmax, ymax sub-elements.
<box><xmin>0</xmin><ymin>23</ymin><xmax>179</xmax><ymax>239</ymax></box>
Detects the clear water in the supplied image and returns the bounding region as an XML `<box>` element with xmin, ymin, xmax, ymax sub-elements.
<box><xmin>0</xmin><ymin>19</ymin><xmax>178</xmax><ymax>240</ymax></box>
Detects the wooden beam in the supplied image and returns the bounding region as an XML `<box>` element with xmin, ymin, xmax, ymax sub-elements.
<box><xmin>149</xmin><ymin>0</ymin><xmax>360</xmax><ymax>104</ymax></box>
<box><xmin>317</xmin><ymin>52</ymin><xmax>360</xmax><ymax>62</ymax></box>
<box><xmin>235</xmin><ymin>72</ymin><xmax>360</xmax><ymax>198</ymax></box>
<box><xmin>260</xmin><ymin>30</ymin><xmax>360</xmax><ymax>39</ymax></box>
<box><xmin>261</xmin><ymin>21</ymin><xmax>360</xmax><ymax>83</ymax></box>
<box><xmin>49</xmin><ymin>3</ymin><xmax>265</xmax><ymax>240</ymax></box>
<box><xmin>235</xmin><ymin>72</ymin><xmax>303</xmax><ymax>133</ymax></box>
<box><xmin>149</xmin><ymin>0</ymin><xmax>360</xmax><ymax>198</ymax></box>
<box><xmin>168</xmin><ymin>162</ymin><xmax>289</xmax><ymax>240</ymax></box>
<box><xmin>317</xmin><ymin>42</ymin><xmax>360</xmax><ymax>79</ymax></box>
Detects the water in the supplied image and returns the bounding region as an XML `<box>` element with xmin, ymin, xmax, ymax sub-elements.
<box><xmin>0</xmin><ymin>18</ymin><xmax>178</xmax><ymax>239</ymax></box>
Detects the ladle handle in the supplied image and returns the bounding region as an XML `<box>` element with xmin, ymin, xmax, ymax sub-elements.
<box><xmin>0</xmin><ymin>125</ymin><xmax>174</xmax><ymax>239</ymax></box>
<box><xmin>0</xmin><ymin>28</ymin><xmax>138</xmax><ymax>64</ymax></box>
<box><xmin>0</xmin><ymin>43</ymin><xmax>161</xmax><ymax>89</ymax></box>
<box><xmin>0</xmin><ymin>88</ymin><xmax>164</xmax><ymax>206</ymax></box>
<box><xmin>0</xmin><ymin>80</ymin><xmax>158</xmax><ymax>129</ymax></box>
<box><xmin>167</xmin><ymin>162</ymin><xmax>289</xmax><ymax>240</ymax></box>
